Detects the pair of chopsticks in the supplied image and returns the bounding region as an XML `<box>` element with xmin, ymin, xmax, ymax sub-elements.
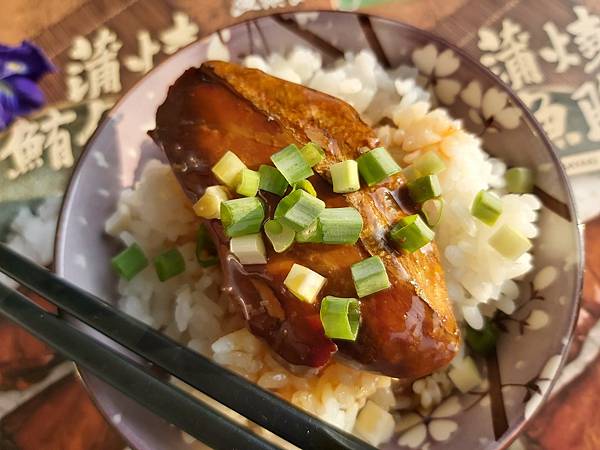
<box><xmin>0</xmin><ymin>243</ymin><xmax>374</xmax><ymax>450</ymax></box>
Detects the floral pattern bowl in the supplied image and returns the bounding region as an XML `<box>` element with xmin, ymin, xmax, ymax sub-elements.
<box><xmin>54</xmin><ymin>11</ymin><xmax>583</xmax><ymax>450</ymax></box>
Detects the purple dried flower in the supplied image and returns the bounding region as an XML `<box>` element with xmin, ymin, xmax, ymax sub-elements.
<box><xmin>0</xmin><ymin>41</ymin><xmax>54</xmax><ymax>130</ymax></box>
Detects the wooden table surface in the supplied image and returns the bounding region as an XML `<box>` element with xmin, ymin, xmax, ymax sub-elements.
<box><xmin>1</xmin><ymin>0</ymin><xmax>79</xmax><ymax>44</ymax></box>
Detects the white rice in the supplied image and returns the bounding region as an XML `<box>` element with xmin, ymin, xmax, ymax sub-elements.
<box><xmin>106</xmin><ymin>47</ymin><xmax>540</xmax><ymax>447</ymax></box>
<box><xmin>0</xmin><ymin>197</ymin><xmax>62</xmax><ymax>289</ymax></box>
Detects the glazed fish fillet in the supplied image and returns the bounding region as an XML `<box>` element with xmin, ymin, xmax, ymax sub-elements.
<box><xmin>150</xmin><ymin>61</ymin><xmax>459</xmax><ymax>379</ymax></box>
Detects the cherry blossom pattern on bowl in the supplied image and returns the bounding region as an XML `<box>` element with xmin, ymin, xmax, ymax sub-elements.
<box><xmin>54</xmin><ymin>11</ymin><xmax>583</xmax><ymax>450</ymax></box>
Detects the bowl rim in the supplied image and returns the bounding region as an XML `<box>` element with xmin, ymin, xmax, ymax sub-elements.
<box><xmin>53</xmin><ymin>9</ymin><xmax>585</xmax><ymax>450</ymax></box>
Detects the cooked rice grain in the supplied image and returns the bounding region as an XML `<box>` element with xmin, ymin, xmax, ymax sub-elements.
<box><xmin>107</xmin><ymin>47</ymin><xmax>541</xmax><ymax>446</ymax></box>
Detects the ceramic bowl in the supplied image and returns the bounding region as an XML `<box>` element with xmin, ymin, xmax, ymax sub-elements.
<box><xmin>55</xmin><ymin>11</ymin><xmax>583</xmax><ymax>450</ymax></box>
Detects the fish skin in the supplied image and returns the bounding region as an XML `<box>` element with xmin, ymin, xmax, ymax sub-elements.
<box><xmin>150</xmin><ymin>61</ymin><xmax>459</xmax><ymax>379</ymax></box>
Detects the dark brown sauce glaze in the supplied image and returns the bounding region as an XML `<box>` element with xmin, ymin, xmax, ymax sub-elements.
<box><xmin>150</xmin><ymin>68</ymin><xmax>337</xmax><ymax>368</ymax></box>
<box><xmin>150</xmin><ymin>62</ymin><xmax>459</xmax><ymax>379</ymax></box>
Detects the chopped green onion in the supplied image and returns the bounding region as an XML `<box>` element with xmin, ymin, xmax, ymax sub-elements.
<box><xmin>264</xmin><ymin>219</ymin><xmax>295</xmax><ymax>253</ymax></box>
<box><xmin>489</xmin><ymin>224</ymin><xmax>532</xmax><ymax>260</ymax></box>
<box><xmin>295</xmin><ymin>220</ymin><xmax>323</xmax><ymax>243</ymax></box>
<box><xmin>505</xmin><ymin>167</ymin><xmax>534</xmax><ymax>193</ymax></box>
<box><xmin>274</xmin><ymin>189</ymin><xmax>325</xmax><ymax>232</ymax></box>
<box><xmin>413</xmin><ymin>150</ymin><xmax>446</xmax><ymax>175</ymax></box>
<box><xmin>402</xmin><ymin>164</ymin><xmax>421</xmax><ymax>183</ymax></box>
<box><xmin>271</xmin><ymin>144</ymin><xmax>313</xmax><ymax>184</ymax></box>
<box><xmin>422</xmin><ymin>198</ymin><xmax>444</xmax><ymax>227</ymax></box>
<box><xmin>466</xmin><ymin>321</ymin><xmax>498</xmax><ymax>356</ymax></box>
<box><xmin>220</xmin><ymin>197</ymin><xmax>265</xmax><ymax>237</ymax></box>
<box><xmin>357</xmin><ymin>147</ymin><xmax>401</xmax><ymax>186</ymax></box>
<box><xmin>258</xmin><ymin>165</ymin><xmax>288</xmax><ymax>196</ymax></box>
<box><xmin>351</xmin><ymin>256</ymin><xmax>390</xmax><ymax>298</ymax></box>
<box><xmin>320</xmin><ymin>296</ymin><xmax>361</xmax><ymax>341</ymax></box>
<box><xmin>154</xmin><ymin>248</ymin><xmax>185</xmax><ymax>282</ymax></box>
<box><xmin>196</xmin><ymin>224</ymin><xmax>218</xmax><ymax>267</ymax></box>
<box><xmin>230</xmin><ymin>233</ymin><xmax>267</xmax><ymax>265</ymax></box>
<box><xmin>471</xmin><ymin>190</ymin><xmax>503</xmax><ymax>226</ymax></box>
<box><xmin>235</xmin><ymin>168</ymin><xmax>260</xmax><ymax>197</ymax></box>
<box><xmin>211</xmin><ymin>151</ymin><xmax>247</xmax><ymax>188</ymax></box>
<box><xmin>292</xmin><ymin>179</ymin><xmax>317</xmax><ymax>197</ymax></box>
<box><xmin>407</xmin><ymin>175</ymin><xmax>442</xmax><ymax>203</ymax></box>
<box><xmin>448</xmin><ymin>356</ymin><xmax>482</xmax><ymax>394</ymax></box>
<box><xmin>389</xmin><ymin>214</ymin><xmax>434</xmax><ymax>253</ymax></box>
<box><xmin>111</xmin><ymin>243</ymin><xmax>148</xmax><ymax>280</ymax></box>
<box><xmin>284</xmin><ymin>263</ymin><xmax>326</xmax><ymax>304</ymax></box>
<box><xmin>300</xmin><ymin>142</ymin><xmax>325</xmax><ymax>167</ymax></box>
<box><xmin>193</xmin><ymin>186</ymin><xmax>229</xmax><ymax>219</ymax></box>
<box><xmin>319</xmin><ymin>207</ymin><xmax>363</xmax><ymax>244</ymax></box>
<box><xmin>330</xmin><ymin>160</ymin><xmax>360</xmax><ymax>193</ymax></box>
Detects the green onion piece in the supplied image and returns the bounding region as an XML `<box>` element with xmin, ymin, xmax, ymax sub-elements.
<box><xmin>193</xmin><ymin>186</ymin><xmax>230</xmax><ymax>219</ymax></box>
<box><xmin>402</xmin><ymin>164</ymin><xmax>421</xmax><ymax>183</ymax></box>
<box><xmin>292</xmin><ymin>179</ymin><xmax>317</xmax><ymax>197</ymax></box>
<box><xmin>300</xmin><ymin>142</ymin><xmax>325</xmax><ymax>167</ymax></box>
<box><xmin>357</xmin><ymin>147</ymin><xmax>401</xmax><ymax>186</ymax></box>
<box><xmin>413</xmin><ymin>150</ymin><xmax>446</xmax><ymax>175</ymax></box>
<box><xmin>258</xmin><ymin>165</ymin><xmax>288</xmax><ymax>196</ymax></box>
<box><xmin>235</xmin><ymin>168</ymin><xmax>260</xmax><ymax>197</ymax></box>
<box><xmin>466</xmin><ymin>321</ymin><xmax>498</xmax><ymax>356</ymax></box>
<box><xmin>320</xmin><ymin>296</ymin><xmax>361</xmax><ymax>341</ymax></box>
<box><xmin>407</xmin><ymin>174</ymin><xmax>442</xmax><ymax>203</ymax></box>
<box><xmin>319</xmin><ymin>207</ymin><xmax>363</xmax><ymax>244</ymax></box>
<box><xmin>274</xmin><ymin>189</ymin><xmax>325</xmax><ymax>232</ymax></box>
<box><xmin>211</xmin><ymin>151</ymin><xmax>247</xmax><ymax>188</ymax></box>
<box><xmin>389</xmin><ymin>214</ymin><xmax>434</xmax><ymax>253</ymax></box>
<box><xmin>271</xmin><ymin>144</ymin><xmax>314</xmax><ymax>184</ymax></box>
<box><xmin>505</xmin><ymin>167</ymin><xmax>535</xmax><ymax>193</ymax></box>
<box><xmin>489</xmin><ymin>224</ymin><xmax>532</xmax><ymax>260</ymax></box>
<box><xmin>154</xmin><ymin>248</ymin><xmax>185</xmax><ymax>282</ymax></box>
<box><xmin>471</xmin><ymin>190</ymin><xmax>503</xmax><ymax>226</ymax></box>
<box><xmin>331</xmin><ymin>160</ymin><xmax>360</xmax><ymax>193</ymax></box>
<box><xmin>220</xmin><ymin>197</ymin><xmax>265</xmax><ymax>237</ymax></box>
<box><xmin>196</xmin><ymin>224</ymin><xmax>218</xmax><ymax>267</ymax></box>
<box><xmin>284</xmin><ymin>263</ymin><xmax>326</xmax><ymax>304</ymax></box>
<box><xmin>230</xmin><ymin>233</ymin><xmax>267</xmax><ymax>265</ymax></box>
<box><xmin>422</xmin><ymin>198</ymin><xmax>444</xmax><ymax>227</ymax></box>
<box><xmin>111</xmin><ymin>243</ymin><xmax>148</xmax><ymax>280</ymax></box>
<box><xmin>351</xmin><ymin>256</ymin><xmax>390</xmax><ymax>298</ymax></box>
<box><xmin>264</xmin><ymin>219</ymin><xmax>295</xmax><ymax>253</ymax></box>
<box><xmin>295</xmin><ymin>220</ymin><xmax>323</xmax><ymax>243</ymax></box>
